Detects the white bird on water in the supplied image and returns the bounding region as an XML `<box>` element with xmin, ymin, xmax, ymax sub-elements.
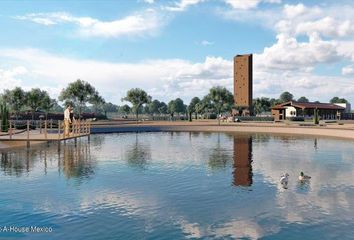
<box><xmin>299</xmin><ymin>171</ymin><xmax>311</xmax><ymax>181</ymax></box>
<box><xmin>280</xmin><ymin>173</ymin><xmax>289</xmax><ymax>188</ymax></box>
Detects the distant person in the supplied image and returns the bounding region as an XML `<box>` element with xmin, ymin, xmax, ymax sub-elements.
<box><xmin>64</xmin><ymin>105</ymin><xmax>71</xmax><ymax>137</ymax></box>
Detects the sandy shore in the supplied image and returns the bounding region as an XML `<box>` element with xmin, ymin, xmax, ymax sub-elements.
<box><xmin>91</xmin><ymin>120</ymin><xmax>354</xmax><ymax>141</ymax></box>
<box><xmin>1</xmin><ymin>120</ymin><xmax>354</xmax><ymax>150</ymax></box>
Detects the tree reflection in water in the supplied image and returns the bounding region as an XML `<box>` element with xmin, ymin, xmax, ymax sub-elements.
<box><xmin>0</xmin><ymin>141</ymin><xmax>95</xmax><ymax>183</ymax></box>
<box><xmin>208</xmin><ymin>133</ymin><xmax>232</xmax><ymax>170</ymax></box>
<box><xmin>0</xmin><ymin>150</ymin><xmax>37</xmax><ymax>177</ymax></box>
<box><xmin>125</xmin><ymin>133</ymin><xmax>151</xmax><ymax>170</ymax></box>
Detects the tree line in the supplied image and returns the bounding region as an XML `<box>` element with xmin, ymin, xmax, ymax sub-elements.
<box><xmin>0</xmin><ymin>79</ymin><xmax>350</xmax><ymax>121</ymax></box>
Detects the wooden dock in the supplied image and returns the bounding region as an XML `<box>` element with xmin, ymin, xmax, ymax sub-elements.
<box><xmin>0</xmin><ymin>120</ymin><xmax>91</xmax><ymax>150</ymax></box>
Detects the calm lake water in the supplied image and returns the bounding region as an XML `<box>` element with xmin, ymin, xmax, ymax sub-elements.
<box><xmin>1</xmin><ymin>132</ymin><xmax>354</xmax><ymax>239</ymax></box>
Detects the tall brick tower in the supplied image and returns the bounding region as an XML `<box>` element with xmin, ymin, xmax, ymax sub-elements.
<box><xmin>234</xmin><ymin>54</ymin><xmax>253</xmax><ymax>115</ymax></box>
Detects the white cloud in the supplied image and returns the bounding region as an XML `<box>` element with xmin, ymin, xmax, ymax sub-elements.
<box><xmin>196</xmin><ymin>40</ymin><xmax>214</xmax><ymax>46</ymax></box>
<box><xmin>0</xmin><ymin>48</ymin><xmax>233</xmax><ymax>104</ymax></box>
<box><xmin>165</xmin><ymin>0</ymin><xmax>204</xmax><ymax>12</ymax></box>
<box><xmin>14</xmin><ymin>10</ymin><xmax>165</xmax><ymax>38</ymax></box>
<box><xmin>224</xmin><ymin>0</ymin><xmax>281</xmax><ymax>10</ymax></box>
<box><xmin>255</xmin><ymin>33</ymin><xmax>340</xmax><ymax>71</ymax></box>
<box><xmin>1</xmin><ymin>48</ymin><xmax>354</xmax><ymax>105</ymax></box>
<box><xmin>342</xmin><ymin>65</ymin><xmax>354</xmax><ymax>75</ymax></box>
<box><xmin>142</xmin><ymin>0</ymin><xmax>155</xmax><ymax>3</ymax></box>
<box><xmin>0</xmin><ymin>66</ymin><xmax>27</xmax><ymax>90</ymax></box>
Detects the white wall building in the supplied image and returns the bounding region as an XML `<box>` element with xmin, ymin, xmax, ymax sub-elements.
<box><xmin>334</xmin><ymin>103</ymin><xmax>351</xmax><ymax>113</ymax></box>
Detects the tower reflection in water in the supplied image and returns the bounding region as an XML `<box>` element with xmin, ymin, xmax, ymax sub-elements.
<box><xmin>232</xmin><ymin>135</ymin><xmax>253</xmax><ymax>187</ymax></box>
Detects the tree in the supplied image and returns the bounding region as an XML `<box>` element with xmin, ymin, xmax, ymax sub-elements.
<box><xmin>59</xmin><ymin>79</ymin><xmax>96</xmax><ymax>118</ymax></box>
<box><xmin>253</xmin><ymin>97</ymin><xmax>271</xmax><ymax>115</ymax></box>
<box><xmin>102</xmin><ymin>102</ymin><xmax>118</xmax><ymax>117</ymax></box>
<box><xmin>207</xmin><ymin>86</ymin><xmax>234</xmax><ymax>125</ymax></box>
<box><xmin>146</xmin><ymin>100</ymin><xmax>161</xmax><ymax>115</ymax></box>
<box><xmin>297</xmin><ymin>96</ymin><xmax>309</xmax><ymax>103</ymax></box>
<box><xmin>41</xmin><ymin>95</ymin><xmax>57</xmax><ymax>120</ymax></box>
<box><xmin>269</xmin><ymin>98</ymin><xmax>282</xmax><ymax>107</ymax></box>
<box><xmin>279</xmin><ymin>91</ymin><xmax>294</xmax><ymax>102</ymax></box>
<box><xmin>119</xmin><ymin>104</ymin><xmax>131</xmax><ymax>115</ymax></box>
<box><xmin>195</xmin><ymin>102</ymin><xmax>204</xmax><ymax>119</ymax></box>
<box><xmin>122</xmin><ymin>88</ymin><xmax>151</xmax><ymax>123</ymax></box>
<box><xmin>330</xmin><ymin>96</ymin><xmax>348</xmax><ymax>104</ymax></box>
<box><xmin>187</xmin><ymin>97</ymin><xmax>201</xmax><ymax>121</ymax></box>
<box><xmin>158</xmin><ymin>102</ymin><xmax>168</xmax><ymax>114</ymax></box>
<box><xmin>51</xmin><ymin>100</ymin><xmax>64</xmax><ymax>112</ymax></box>
<box><xmin>168</xmin><ymin>98</ymin><xmax>185</xmax><ymax>118</ymax></box>
<box><xmin>2</xmin><ymin>87</ymin><xmax>26</xmax><ymax>120</ymax></box>
<box><xmin>90</xmin><ymin>91</ymin><xmax>105</xmax><ymax>114</ymax></box>
<box><xmin>26</xmin><ymin>88</ymin><xmax>48</xmax><ymax>120</ymax></box>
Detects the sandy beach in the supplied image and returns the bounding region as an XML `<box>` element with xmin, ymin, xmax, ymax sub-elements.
<box><xmin>1</xmin><ymin>120</ymin><xmax>354</xmax><ymax>150</ymax></box>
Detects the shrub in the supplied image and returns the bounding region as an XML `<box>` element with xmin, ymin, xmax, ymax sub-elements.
<box><xmin>288</xmin><ymin>116</ymin><xmax>305</xmax><ymax>121</ymax></box>
<box><xmin>237</xmin><ymin>116</ymin><xmax>274</xmax><ymax>121</ymax></box>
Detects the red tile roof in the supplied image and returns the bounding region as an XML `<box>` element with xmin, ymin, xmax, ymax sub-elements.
<box><xmin>272</xmin><ymin>101</ymin><xmax>345</xmax><ymax>110</ymax></box>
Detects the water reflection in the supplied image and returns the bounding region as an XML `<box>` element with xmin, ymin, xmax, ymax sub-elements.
<box><xmin>0</xmin><ymin>141</ymin><xmax>95</xmax><ymax>182</ymax></box>
<box><xmin>0</xmin><ymin>150</ymin><xmax>36</xmax><ymax>176</ymax></box>
<box><xmin>233</xmin><ymin>135</ymin><xmax>253</xmax><ymax>186</ymax></box>
<box><xmin>208</xmin><ymin>133</ymin><xmax>232</xmax><ymax>170</ymax></box>
<box><xmin>62</xmin><ymin>143</ymin><xmax>95</xmax><ymax>181</ymax></box>
<box><xmin>1</xmin><ymin>133</ymin><xmax>354</xmax><ymax>240</ymax></box>
<box><xmin>125</xmin><ymin>133</ymin><xmax>151</xmax><ymax>169</ymax></box>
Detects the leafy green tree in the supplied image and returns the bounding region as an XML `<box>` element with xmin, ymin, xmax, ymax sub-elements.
<box><xmin>187</xmin><ymin>97</ymin><xmax>201</xmax><ymax>121</ymax></box>
<box><xmin>330</xmin><ymin>96</ymin><xmax>348</xmax><ymax>104</ymax></box>
<box><xmin>90</xmin><ymin>91</ymin><xmax>105</xmax><ymax>114</ymax></box>
<box><xmin>297</xmin><ymin>96</ymin><xmax>309</xmax><ymax>103</ymax></box>
<box><xmin>102</xmin><ymin>102</ymin><xmax>118</xmax><ymax>117</ymax></box>
<box><xmin>2</xmin><ymin>87</ymin><xmax>26</xmax><ymax>120</ymax></box>
<box><xmin>41</xmin><ymin>95</ymin><xmax>57</xmax><ymax>120</ymax></box>
<box><xmin>207</xmin><ymin>86</ymin><xmax>233</xmax><ymax>125</ymax></box>
<box><xmin>26</xmin><ymin>88</ymin><xmax>48</xmax><ymax>120</ymax></box>
<box><xmin>269</xmin><ymin>98</ymin><xmax>282</xmax><ymax>107</ymax></box>
<box><xmin>253</xmin><ymin>97</ymin><xmax>271</xmax><ymax>115</ymax></box>
<box><xmin>119</xmin><ymin>104</ymin><xmax>131</xmax><ymax>115</ymax></box>
<box><xmin>279</xmin><ymin>91</ymin><xmax>294</xmax><ymax>102</ymax></box>
<box><xmin>59</xmin><ymin>79</ymin><xmax>96</xmax><ymax>118</ymax></box>
<box><xmin>195</xmin><ymin>102</ymin><xmax>204</xmax><ymax>119</ymax></box>
<box><xmin>168</xmin><ymin>98</ymin><xmax>185</xmax><ymax>118</ymax></box>
<box><xmin>146</xmin><ymin>100</ymin><xmax>161</xmax><ymax>115</ymax></box>
<box><xmin>51</xmin><ymin>100</ymin><xmax>64</xmax><ymax>112</ymax></box>
<box><xmin>122</xmin><ymin>88</ymin><xmax>151</xmax><ymax>123</ymax></box>
<box><xmin>158</xmin><ymin>102</ymin><xmax>168</xmax><ymax>114</ymax></box>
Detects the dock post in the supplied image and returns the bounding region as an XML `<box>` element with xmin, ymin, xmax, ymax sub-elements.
<box><xmin>40</xmin><ymin>119</ymin><xmax>42</xmax><ymax>134</ymax></box>
<box><xmin>9</xmin><ymin>120</ymin><xmax>12</xmax><ymax>139</ymax></box>
<box><xmin>87</xmin><ymin>121</ymin><xmax>91</xmax><ymax>142</ymax></box>
<box><xmin>74</xmin><ymin>138</ymin><xmax>77</xmax><ymax>147</ymax></box>
<box><xmin>44</xmin><ymin>120</ymin><xmax>48</xmax><ymax>139</ymax></box>
<box><xmin>27</xmin><ymin>120</ymin><xmax>30</xmax><ymax>149</ymax></box>
<box><xmin>58</xmin><ymin>120</ymin><xmax>61</xmax><ymax>140</ymax></box>
<box><xmin>58</xmin><ymin>141</ymin><xmax>61</xmax><ymax>152</ymax></box>
<box><xmin>50</xmin><ymin>119</ymin><xmax>53</xmax><ymax>129</ymax></box>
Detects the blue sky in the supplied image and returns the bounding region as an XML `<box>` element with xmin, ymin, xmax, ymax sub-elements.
<box><xmin>0</xmin><ymin>0</ymin><xmax>354</xmax><ymax>105</ymax></box>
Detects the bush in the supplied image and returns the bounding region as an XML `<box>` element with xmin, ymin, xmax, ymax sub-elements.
<box><xmin>237</xmin><ymin>116</ymin><xmax>274</xmax><ymax>121</ymax></box>
<box><xmin>15</xmin><ymin>124</ymin><xmax>36</xmax><ymax>130</ymax></box>
<box><xmin>288</xmin><ymin>116</ymin><xmax>305</xmax><ymax>121</ymax></box>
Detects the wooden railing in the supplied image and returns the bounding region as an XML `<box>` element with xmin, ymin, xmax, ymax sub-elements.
<box><xmin>1</xmin><ymin>120</ymin><xmax>91</xmax><ymax>140</ymax></box>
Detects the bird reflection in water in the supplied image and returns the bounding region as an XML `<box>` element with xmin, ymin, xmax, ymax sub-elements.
<box><xmin>232</xmin><ymin>135</ymin><xmax>253</xmax><ymax>187</ymax></box>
